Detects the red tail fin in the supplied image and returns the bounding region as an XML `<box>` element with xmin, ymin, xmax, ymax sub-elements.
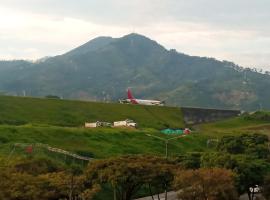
<box><xmin>127</xmin><ymin>89</ymin><xmax>135</xmax><ymax>99</ymax></box>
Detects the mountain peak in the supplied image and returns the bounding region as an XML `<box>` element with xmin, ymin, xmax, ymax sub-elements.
<box><xmin>121</xmin><ymin>33</ymin><xmax>159</xmax><ymax>44</ymax></box>
<box><xmin>64</xmin><ymin>33</ymin><xmax>166</xmax><ymax>59</ymax></box>
<box><xmin>122</xmin><ymin>32</ymin><xmax>149</xmax><ymax>38</ymax></box>
<box><xmin>114</xmin><ymin>33</ymin><xmax>166</xmax><ymax>53</ymax></box>
<box><xmin>65</xmin><ymin>36</ymin><xmax>114</xmax><ymax>56</ymax></box>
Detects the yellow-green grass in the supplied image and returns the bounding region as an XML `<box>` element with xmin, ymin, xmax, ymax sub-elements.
<box><xmin>197</xmin><ymin>111</ymin><xmax>270</xmax><ymax>138</ymax></box>
<box><xmin>1</xmin><ymin>95</ymin><xmax>269</xmax><ymax>164</ymax></box>
<box><xmin>0</xmin><ymin>124</ymin><xmax>208</xmax><ymax>160</ymax></box>
<box><xmin>0</xmin><ymin>95</ymin><xmax>184</xmax><ymax>129</ymax></box>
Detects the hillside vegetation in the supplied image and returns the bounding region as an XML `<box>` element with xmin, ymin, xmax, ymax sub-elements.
<box><xmin>0</xmin><ymin>95</ymin><xmax>184</xmax><ymax>129</ymax></box>
<box><xmin>1</xmin><ymin>96</ymin><xmax>270</xmax><ymax>200</ymax></box>
<box><xmin>199</xmin><ymin>111</ymin><xmax>270</xmax><ymax>137</ymax></box>
<box><xmin>1</xmin><ymin>33</ymin><xmax>270</xmax><ymax>110</ymax></box>
<box><xmin>0</xmin><ymin>125</ymin><xmax>208</xmax><ymax>160</ymax></box>
<box><xmin>0</xmin><ymin>96</ymin><xmax>269</xmax><ymax>162</ymax></box>
<box><xmin>0</xmin><ymin>95</ymin><xmax>189</xmax><ymax>160</ymax></box>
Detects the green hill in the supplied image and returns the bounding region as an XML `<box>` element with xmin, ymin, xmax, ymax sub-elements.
<box><xmin>0</xmin><ymin>95</ymin><xmax>269</xmax><ymax>171</ymax></box>
<box><xmin>1</xmin><ymin>33</ymin><xmax>270</xmax><ymax>110</ymax></box>
<box><xmin>0</xmin><ymin>96</ymin><xmax>204</xmax><ymax>161</ymax></box>
<box><xmin>198</xmin><ymin>110</ymin><xmax>270</xmax><ymax>137</ymax></box>
<box><xmin>0</xmin><ymin>95</ymin><xmax>184</xmax><ymax>129</ymax></box>
<box><xmin>0</xmin><ymin>125</ymin><xmax>208</xmax><ymax>160</ymax></box>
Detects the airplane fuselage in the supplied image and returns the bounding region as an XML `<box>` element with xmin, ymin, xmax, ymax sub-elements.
<box><xmin>119</xmin><ymin>89</ymin><xmax>165</xmax><ymax>106</ymax></box>
<box><xmin>125</xmin><ymin>98</ymin><xmax>164</xmax><ymax>106</ymax></box>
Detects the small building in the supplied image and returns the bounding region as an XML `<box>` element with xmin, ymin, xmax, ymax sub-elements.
<box><xmin>85</xmin><ymin>122</ymin><xmax>101</xmax><ymax>128</ymax></box>
<box><xmin>113</xmin><ymin>119</ymin><xmax>137</xmax><ymax>128</ymax></box>
<box><xmin>85</xmin><ymin>121</ymin><xmax>112</xmax><ymax>128</ymax></box>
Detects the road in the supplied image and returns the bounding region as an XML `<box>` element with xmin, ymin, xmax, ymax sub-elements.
<box><xmin>136</xmin><ymin>192</ymin><xmax>265</xmax><ymax>200</ymax></box>
<box><xmin>135</xmin><ymin>191</ymin><xmax>177</xmax><ymax>200</ymax></box>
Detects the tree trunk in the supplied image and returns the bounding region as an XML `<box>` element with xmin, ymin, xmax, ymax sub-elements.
<box><xmin>248</xmin><ymin>191</ymin><xmax>252</xmax><ymax>200</ymax></box>
<box><xmin>69</xmin><ymin>174</ymin><xmax>74</xmax><ymax>200</ymax></box>
<box><xmin>157</xmin><ymin>193</ymin><xmax>160</xmax><ymax>200</ymax></box>
<box><xmin>148</xmin><ymin>184</ymin><xmax>154</xmax><ymax>200</ymax></box>
<box><xmin>164</xmin><ymin>183</ymin><xmax>168</xmax><ymax>200</ymax></box>
<box><xmin>114</xmin><ymin>186</ymin><xmax>117</xmax><ymax>200</ymax></box>
<box><xmin>251</xmin><ymin>190</ymin><xmax>255</xmax><ymax>200</ymax></box>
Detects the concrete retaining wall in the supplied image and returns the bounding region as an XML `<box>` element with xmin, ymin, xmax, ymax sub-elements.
<box><xmin>182</xmin><ymin>107</ymin><xmax>241</xmax><ymax>125</ymax></box>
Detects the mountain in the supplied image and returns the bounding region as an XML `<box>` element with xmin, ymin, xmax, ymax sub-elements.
<box><xmin>0</xmin><ymin>33</ymin><xmax>270</xmax><ymax>111</ymax></box>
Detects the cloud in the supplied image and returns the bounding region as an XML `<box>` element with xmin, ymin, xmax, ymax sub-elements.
<box><xmin>0</xmin><ymin>0</ymin><xmax>270</xmax><ymax>69</ymax></box>
<box><xmin>2</xmin><ymin>0</ymin><xmax>270</xmax><ymax>28</ymax></box>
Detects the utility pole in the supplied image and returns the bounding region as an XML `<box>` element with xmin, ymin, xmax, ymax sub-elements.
<box><xmin>146</xmin><ymin>134</ymin><xmax>188</xmax><ymax>159</ymax></box>
<box><xmin>146</xmin><ymin>133</ymin><xmax>189</xmax><ymax>200</ymax></box>
<box><xmin>165</xmin><ymin>140</ymin><xmax>168</xmax><ymax>159</ymax></box>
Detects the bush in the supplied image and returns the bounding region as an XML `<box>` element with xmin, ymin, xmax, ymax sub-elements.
<box><xmin>174</xmin><ymin>168</ymin><xmax>238</xmax><ymax>200</ymax></box>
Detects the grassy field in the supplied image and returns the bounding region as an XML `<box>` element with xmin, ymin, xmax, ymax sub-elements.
<box><xmin>0</xmin><ymin>95</ymin><xmax>270</xmax><ymax>164</ymax></box>
<box><xmin>0</xmin><ymin>95</ymin><xmax>184</xmax><ymax>129</ymax></box>
<box><xmin>198</xmin><ymin>111</ymin><xmax>270</xmax><ymax>137</ymax></box>
<box><xmin>0</xmin><ymin>95</ymin><xmax>189</xmax><ymax>162</ymax></box>
<box><xmin>0</xmin><ymin>125</ymin><xmax>209</xmax><ymax>161</ymax></box>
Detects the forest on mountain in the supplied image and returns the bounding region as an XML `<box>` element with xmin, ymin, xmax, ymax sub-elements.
<box><xmin>1</xmin><ymin>33</ymin><xmax>270</xmax><ymax>110</ymax></box>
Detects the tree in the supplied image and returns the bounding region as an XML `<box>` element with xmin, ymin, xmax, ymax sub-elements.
<box><xmin>84</xmin><ymin>155</ymin><xmax>176</xmax><ymax>200</ymax></box>
<box><xmin>217</xmin><ymin>133</ymin><xmax>269</xmax><ymax>158</ymax></box>
<box><xmin>0</xmin><ymin>169</ymin><xmax>47</xmax><ymax>200</ymax></box>
<box><xmin>233</xmin><ymin>156</ymin><xmax>269</xmax><ymax>200</ymax></box>
<box><xmin>262</xmin><ymin>174</ymin><xmax>270</xmax><ymax>200</ymax></box>
<box><xmin>0</xmin><ymin>166</ymin><xmax>98</xmax><ymax>200</ymax></box>
<box><xmin>176</xmin><ymin>152</ymin><xmax>202</xmax><ymax>169</ymax></box>
<box><xmin>218</xmin><ymin>136</ymin><xmax>244</xmax><ymax>154</ymax></box>
<box><xmin>201</xmin><ymin>152</ymin><xmax>237</xmax><ymax>169</ymax></box>
<box><xmin>174</xmin><ymin>168</ymin><xmax>238</xmax><ymax>200</ymax></box>
<box><xmin>201</xmin><ymin>152</ymin><xmax>270</xmax><ymax>200</ymax></box>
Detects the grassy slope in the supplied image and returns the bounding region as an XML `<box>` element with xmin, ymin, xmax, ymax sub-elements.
<box><xmin>0</xmin><ymin>95</ymin><xmax>184</xmax><ymax>129</ymax></box>
<box><xmin>198</xmin><ymin>111</ymin><xmax>270</xmax><ymax>137</ymax></box>
<box><xmin>0</xmin><ymin>125</ymin><xmax>208</xmax><ymax>159</ymax></box>
<box><xmin>0</xmin><ymin>95</ymin><xmax>193</xmax><ymax>160</ymax></box>
<box><xmin>1</xmin><ymin>95</ymin><xmax>269</xmax><ymax>162</ymax></box>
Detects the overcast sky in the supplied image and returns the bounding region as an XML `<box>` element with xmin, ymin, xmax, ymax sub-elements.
<box><xmin>0</xmin><ymin>0</ymin><xmax>270</xmax><ymax>70</ymax></box>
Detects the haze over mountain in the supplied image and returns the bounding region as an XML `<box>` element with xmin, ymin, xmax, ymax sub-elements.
<box><xmin>0</xmin><ymin>33</ymin><xmax>270</xmax><ymax>111</ymax></box>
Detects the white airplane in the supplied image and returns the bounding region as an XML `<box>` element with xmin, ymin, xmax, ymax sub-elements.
<box><xmin>120</xmin><ymin>89</ymin><xmax>164</xmax><ymax>106</ymax></box>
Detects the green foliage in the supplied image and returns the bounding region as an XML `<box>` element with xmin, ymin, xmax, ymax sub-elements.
<box><xmin>176</xmin><ymin>152</ymin><xmax>202</xmax><ymax>169</ymax></box>
<box><xmin>85</xmin><ymin>155</ymin><xmax>176</xmax><ymax>200</ymax></box>
<box><xmin>217</xmin><ymin>133</ymin><xmax>269</xmax><ymax>158</ymax></box>
<box><xmin>244</xmin><ymin>111</ymin><xmax>270</xmax><ymax>122</ymax></box>
<box><xmin>233</xmin><ymin>156</ymin><xmax>270</xmax><ymax>195</ymax></box>
<box><xmin>13</xmin><ymin>157</ymin><xmax>65</xmax><ymax>175</ymax></box>
<box><xmin>200</xmin><ymin>133</ymin><xmax>270</xmax><ymax>196</ymax></box>
<box><xmin>201</xmin><ymin>153</ymin><xmax>270</xmax><ymax>195</ymax></box>
<box><xmin>201</xmin><ymin>152</ymin><xmax>237</xmax><ymax>169</ymax></box>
